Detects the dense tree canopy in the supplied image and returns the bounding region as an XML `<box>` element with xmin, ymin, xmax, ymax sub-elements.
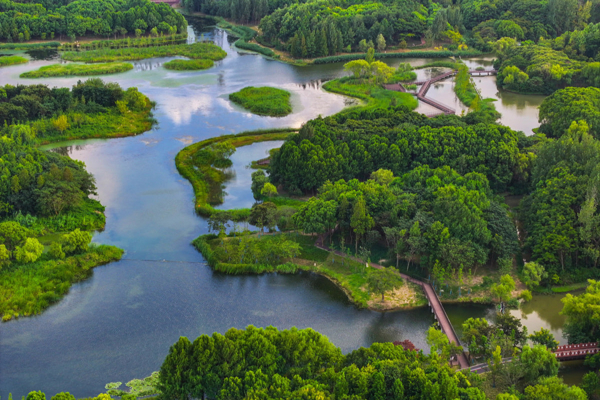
<box><xmin>270</xmin><ymin>106</ymin><xmax>524</xmax><ymax>194</ymax></box>
<box><xmin>538</xmin><ymin>87</ymin><xmax>600</xmax><ymax>139</ymax></box>
<box><xmin>0</xmin><ymin>0</ymin><xmax>186</xmax><ymax>42</ymax></box>
<box><xmin>158</xmin><ymin>325</ymin><xmax>488</xmax><ymax>400</ymax></box>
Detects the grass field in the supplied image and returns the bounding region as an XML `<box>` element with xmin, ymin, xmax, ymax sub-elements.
<box><xmin>0</xmin><ymin>55</ymin><xmax>28</xmax><ymax>67</ymax></box>
<box><xmin>323</xmin><ymin>77</ymin><xmax>418</xmax><ymax>110</ymax></box>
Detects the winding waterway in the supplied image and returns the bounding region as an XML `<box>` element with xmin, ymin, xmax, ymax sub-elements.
<box><xmin>0</xmin><ymin>20</ymin><xmax>571</xmax><ymax>397</ymax></box>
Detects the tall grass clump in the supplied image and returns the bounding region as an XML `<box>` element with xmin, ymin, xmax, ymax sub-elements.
<box><xmin>20</xmin><ymin>62</ymin><xmax>133</xmax><ymax>78</ymax></box>
<box><xmin>163</xmin><ymin>59</ymin><xmax>214</xmax><ymax>70</ymax></box>
<box><xmin>0</xmin><ymin>56</ymin><xmax>28</xmax><ymax>67</ymax></box>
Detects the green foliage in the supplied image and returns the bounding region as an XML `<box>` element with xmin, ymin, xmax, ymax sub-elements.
<box><xmin>157</xmin><ymin>325</ymin><xmax>486</xmax><ymax>400</ymax></box>
<box><xmin>530</xmin><ymin>328</ymin><xmax>559</xmax><ymax>351</ymax></box>
<box><xmin>175</xmin><ymin>128</ymin><xmax>296</xmax><ymax>217</ymax></box>
<box><xmin>0</xmin><ymin>56</ymin><xmax>28</xmax><ymax>67</ymax></box>
<box><xmin>491</xmin><ymin>274</ymin><xmax>516</xmax><ymax>304</ymax></box>
<box><xmin>523</xmin><ymin>376</ymin><xmax>586</xmax><ymax>400</ymax></box>
<box><xmin>163</xmin><ymin>59</ymin><xmax>214</xmax><ymax>70</ymax></box>
<box><xmin>63</xmin><ymin>229</ymin><xmax>92</xmax><ymax>254</ymax></box>
<box><xmin>0</xmin><ymin>42</ymin><xmax>60</xmax><ymax>50</ymax></box>
<box><xmin>271</xmin><ymin>107</ymin><xmax>523</xmax><ymax>194</ymax></box>
<box><xmin>62</xmin><ymin>42</ymin><xmax>226</xmax><ymax>63</ymax></box>
<box><xmin>0</xmin><ymin>0</ymin><xmax>186</xmax><ymax>42</ymax></box>
<box><xmin>522</xmin><ymin>262</ymin><xmax>547</xmax><ymax>289</ymax></box>
<box><xmin>561</xmin><ymin>279</ymin><xmax>600</xmax><ymax>343</ymax></box>
<box><xmin>49</xmin><ymin>242</ymin><xmax>65</xmax><ymax>260</ymax></box>
<box><xmin>21</xmin><ymin>63</ymin><xmax>133</xmax><ymax>78</ymax></box>
<box><xmin>229</xmin><ymin>87</ymin><xmax>292</xmax><ymax>117</ymax></box>
<box><xmin>0</xmin><ymin>244</ymin><xmax>123</xmax><ymax>320</ymax></box>
<box><xmin>0</xmin><ymin>79</ymin><xmax>154</xmax><ymax>143</ymax></box>
<box><xmin>521</xmin><ymin>127</ymin><xmax>600</xmax><ymax>272</ymax></box>
<box><xmin>539</xmin><ymin>87</ymin><xmax>600</xmax><ymax>139</ymax></box>
<box><xmin>366</xmin><ymin>267</ymin><xmax>403</xmax><ymax>301</ymax></box>
<box><xmin>322</xmin><ymin>77</ymin><xmax>418</xmax><ymax>110</ymax></box>
<box><xmin>50</xmin><ymin>393</ymin><xmax>75</xmax><ymax>400</ymax></box>
<box><xmin>314</xmin><ymin>49</ymin><xmax>482</xmax><ymax>64</ymax></box>
<box><xmin>15</xmin><ymin>237</ymin><xmax>43</xmax><ymax>263</ymax></box>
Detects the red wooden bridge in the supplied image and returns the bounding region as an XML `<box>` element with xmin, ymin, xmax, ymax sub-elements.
<box><xmin>383</xmin><ymin>69</ymin><xmax>496</xmax><ymax>118</ymax></box>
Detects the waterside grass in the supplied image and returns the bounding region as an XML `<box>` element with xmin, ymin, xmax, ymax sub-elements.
<box><xmin>0</xmin><ymin>245</ymin><xmax>124</xmax><ymax>321</ymax></box>
<box><xmin>61</xmin><ymin>42</ymin><xmax>227</xmax><ymax>63</ymax></box>
<box><xmin>175</xmin><ymin>128</ymin><xmax>297</xmax><ymax>218</ymax></box>
<box><xmin>20</xmin><ymin>62</ymin><xmax>133</xmax><ymax>78</ymax></box>
<box><xmin>0</xmin><ymin>55</ymin><xmax>28</xmax><ymax>67</ymax></box>
<box><xmin>229</xmin><ymin>87</ymin><xmax>292</xmax><ymax>117</ymax></box>
<box><xmin>163</xmin><ymin>58</ymin><xmax>214</xmax><ymax>70</ymax></box>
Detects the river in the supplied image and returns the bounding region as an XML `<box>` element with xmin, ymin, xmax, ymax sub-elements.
<box><xmin>0</xmin><ymin>20</ymin><xmax>572</xmax><ymax>397</ymax></box>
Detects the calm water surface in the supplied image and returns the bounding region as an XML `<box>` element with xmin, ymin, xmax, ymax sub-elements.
<box><xmin>0</xmin><ymin>23</ymin><xmax>560</xmax><ymax>397</ymax></box>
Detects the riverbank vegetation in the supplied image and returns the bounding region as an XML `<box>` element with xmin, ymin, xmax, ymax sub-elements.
<box><xmin>0</xmin><ymin>0</ymin><xmax>186</xmax><ymax>43</ymax></box>
<box><xmin>60</xmin><ymin>33</ymin><xmax>188</xmax><ymax>52</ymax></box>
<box><xmin>20</xmin><ymin>63</ymin><xmax>133</xmax><ymax>78</ymax></box>
<box><xmin>229</xmin><ymin>87</ymin><xmax>292</xmax><ymax>117</ymax></box>
<box><xmin>0</xmin><ymin>79</ymin><xmax>155</xmax><ymax>143</ymax></box>
<box><xmin>0</xmin><ymin>56</ymin><xmax>28</xmax><ymax>67</ymax></box>
<box><xmin>61</xmin><ymin>42</ymin><xmax>226</xmax><ymax>63</ymax></box>
<box><xmin>0</xmin><ymin>229</ymin><xmax>123</xmax><ymax>321</ymax></box>
<box><xmin>163</xmin><ymin>59</ymin><xmax>214</xmax><ymax>70</ymax></box>
<box><xmin>194</xmin><ymin>230</ymin><xmax>424</xmax><ymax>310</ymax></box>
<box><xmin>175</xmin><ymin>129</ymin><xmax>297</xmax><ymax>218</ymax></box>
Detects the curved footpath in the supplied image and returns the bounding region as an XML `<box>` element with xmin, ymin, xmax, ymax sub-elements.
<box><xmin>315</xmin><ymin>234</ymin><xmax>470</xmax><ymax>369</ymax></box>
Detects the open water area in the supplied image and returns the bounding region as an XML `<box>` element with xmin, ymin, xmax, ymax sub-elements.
<box><xmin>0</xmin><ymin>19</ymin><xmax>574</xmax><ymax>397</ymax></box>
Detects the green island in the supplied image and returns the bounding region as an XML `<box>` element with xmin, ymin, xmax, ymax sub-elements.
<box><xmin>163</xmin><ymin>58</ymin><xmax>214</xmax><ymax>70</ymax></box>
<box><xmin>20</xmin><ymin>62</ymin><xmax>133</xmax><ymax>78</ymax></box>
<box><xmin>0</xmin><ymin>56</ymin><xmax>28</xmax><ymax>67</ymax></box>
<box><xmin>1</xmin><ymin>78</ymin><xmax>155</xmax><ymax>143</ymax></box>
<box><xmin>229</xmin><ymin>87</ymin><xmax>293</xmax><ymax>117</ymax></box>
<box><xmin>61</xmin><ymin>42</ymin><xmax>227</xmax><ymax>64</ymax></box>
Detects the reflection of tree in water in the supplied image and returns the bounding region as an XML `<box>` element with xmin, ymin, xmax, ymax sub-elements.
<box><xmin>208</xmin><ymin>168</ymin><xmax>236</xmax><ymax>205</ymax></box>
<box><xmin>48</xmin><ymin>144</ymin><xmax>86</xmax><ymax>157</ymax></box>
<box><xmin>365</xmin><ymin>309</ymin><xmax>434</xmax><ymax>347</ymax></box>
<box><xmin>516</xmin><ymin>293</ymin><xmax>569</xmax><ymax>331</ymax></box>
<box><xmin>26</xmin><ymin>49</ymin><xmax>59</xmax><ymax>61</ymax></box>
<box><xmin>297</xmin><ymin>80</ymin><xmax>323</xmax><ymax>90</ymax></box>
<box><xmin>133</xmin><ymin>61</ymin><xmax>162</xmax><ymax>72</ymax></box>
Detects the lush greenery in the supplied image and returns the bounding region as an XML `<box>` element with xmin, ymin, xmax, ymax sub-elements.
<box><xmin>313</xmin><ymin>49</ymin><xmax>482</xmax><ymax>64</ymax></box>
<box><xmin>0</xmin><ymin>229</ymin><xmax>123</xmax><ymax>321</ymax></box>
<box><xmin>0</xmin><ymin>42</ymin><xmax>60</xmax><ymax>50</ymax></box>
<box><xmin>0</xmin><ymin>56</ymin><xmax>28</xmax><ymax>67</ymax></box>
<box><xmin>494</xmin><ymin>40</ymin><xmax>600</xmax><ymax>94</ymax></box>
<box><xmin>561</xmin><ymin>279</ymin><xmax>600</xmax><ymax>343</ymax></box>
<box><xmin>0</xmin><ymin>0</ymin><xmax>187</xmax><ymax>42</ymax></box>
<box><xmin>538</xmin><ymin>87</ymin><xmax>600</xmax><ymax>139</ymax></box>
<box><xmin>175</xmin><ymin>129</ymin><xmax>296</xmax><ymax>218</ymax></box>
<box><xmin>60</xmin><ymin>33</ymin><xmax>188</xmax><ymax>52</ymax></box>
<box><xmin>61</xmin><ymin>42</ymin><xmax>227</xmax><ymax>63</ymax></box>
<box><xmin>0</xmin><ymin>79</ymin><xmax>155</xmax><ymax>143</ymax></box>
<box><xmin>218</xmin><ymin>22</ymin><xmax>278</xmax><ymax>58</ymax></box>
<box><xmin>20</xmin><ymin>62</ymin><xmax>133</xmax><ymax>78</ymax></box>
<box><xmin>270</xmin><ymin>106</ymin><xmax>524</xmax><ymax>194</ymax></box>
<box><xmin>163</xmin><ymin>58</ymin><xmax>214</xmax><ymax>71</ymax></box>
<box><xmin>229</xmin><ymin>87</ymin><xmax>292</xmax><ymax>117</ymax></box>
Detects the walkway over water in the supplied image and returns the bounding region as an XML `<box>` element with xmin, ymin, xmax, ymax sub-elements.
<box><xmin>383</xmin><ymin>69</ymin><xmax>497</xmax><ymax>117</ymax></box>
<box><xmin>315</xmin><ymin>235</ymin><xmax>470</xmax><ymax>369</ymax></box>
<box><xmin>466</xmin><ymin>342</ymin><xmax>599</xmax><ymax>374</ymax></box>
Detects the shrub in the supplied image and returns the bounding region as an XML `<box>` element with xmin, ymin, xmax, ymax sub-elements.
<box><xmin>163</xmin><ymin>59</ymin><xmax>214</xmax><ymax>70</ymax></box>
<box><xmin>229</xmin><ymin>86</ymin><xmax>292</xmax><ymax>117</ymax></box>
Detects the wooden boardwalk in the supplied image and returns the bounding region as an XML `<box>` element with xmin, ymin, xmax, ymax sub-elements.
<box><xmin>384</xmin><ymin>69</ymin><xmax>496</xmax><ymax>118</ymax></box>
<box><xmin>315</xmin><ymin>235</ymin><xmax>470</xmax><ymax>369</ymax></box>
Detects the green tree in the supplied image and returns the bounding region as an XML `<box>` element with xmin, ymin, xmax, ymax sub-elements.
<box><xmin>157</xmin><ymin>337</ymin><xmax>194</xmax><ymax>400</ymax></box>
<box><xmin>561</xmin><ymin>280</ymin><xmax>600</xmax><ymax>343</ymax></box>
<box><xmin>520</xmin><ymin>344</ymin><xmax>559</xmax><ymax>384</ymax></box>
<box><xmin>260</xmin><ymin>183</ymin><xmax>277</xmax><ymax>198</ymax></box>
<box><xmin>523</xmin><ymin>376</ymin><xmax>586</xmax><ymax>400</ymax></box>
<box><xmin>369</xmin><ymin>371</ymin><xmax>385</xmax><ymax>400</ymax></box>
<box><xmin>344</xmin><ymin>59</ymin><xmax>370</xmax><ymax>79</ymax></box>
<box><xmin>49</xmin><ymin>242</ymin><xmax>66</xmax><ymax>260</ymax></box>
<box><xmin>0</xmin><ymin>221</ymin><xmax>29</xmax><ymax>251</ymax></box>
<box><xmin>351</xmin><ymin>196</ymin><xmax>374</xmax><ymax>253</ymax></box>
<box><xmin>539</xmin><ymin>88</ymin><xmax>600</xmax><ymax>139</ymax></box>
<box><xmin>366</xmin><ymin>267</ymin><xmax>403</xmax><ymax>301</ymax></box>
<box><xmin>26</xmin><ymin>392</ymin><xmax>46</xmax><ymax>400</ymax></box>
<box><xmin>15</xmin><ymin>237</ymin><xmax>43</xmax><ymax>263</ymax></box>
<box><xmin>251</xmin><ymin>170</ymin><xmax>269</xmax><ymax>200</ymax></box>
<box><xmin>370</xmin><ymin>169</ymin><xmax>394</xmax><ymax>186</ymax></box>
<box><xmin>249</xmin><ymin>202</ymin><xmax>277</xmax><ymax>232</ymax></box>
<box><xmin>376</xmin><ymin>34</ymin><xmax>386</xmax><ymax>51</ymax></box>
<box><xmin>50</xmin><ymin>393</ymin><xmax>75</xmax><ymax>400</ymax></box>
<box><xmin>488</xmin><ymin>345</ymin><xmax>503</xmax><ymax>387</ymax></box>
<box><xmin>522</xmin><ymin>262</ymin><xmax>547</xmax><ymax>289</ymax></box>
<box><xmin>529</xmin><ymin>328</ymin><xmax>559</xmax><ymax>351</ymax></box>
<box><xmin>491</xmin><ymin>274</ymin><xmax>515</xmax><ymax>307</ymax></box>
<box><xmin>63</xmin><ymin>229</ymin><xmax>92</xmax><ymax>254</ymax></box>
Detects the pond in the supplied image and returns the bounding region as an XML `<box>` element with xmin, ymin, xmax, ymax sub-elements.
<box><xmin>0</xmin><ymin>20</ymin><xmax>573</xmax><ymax>398</ymax></box>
